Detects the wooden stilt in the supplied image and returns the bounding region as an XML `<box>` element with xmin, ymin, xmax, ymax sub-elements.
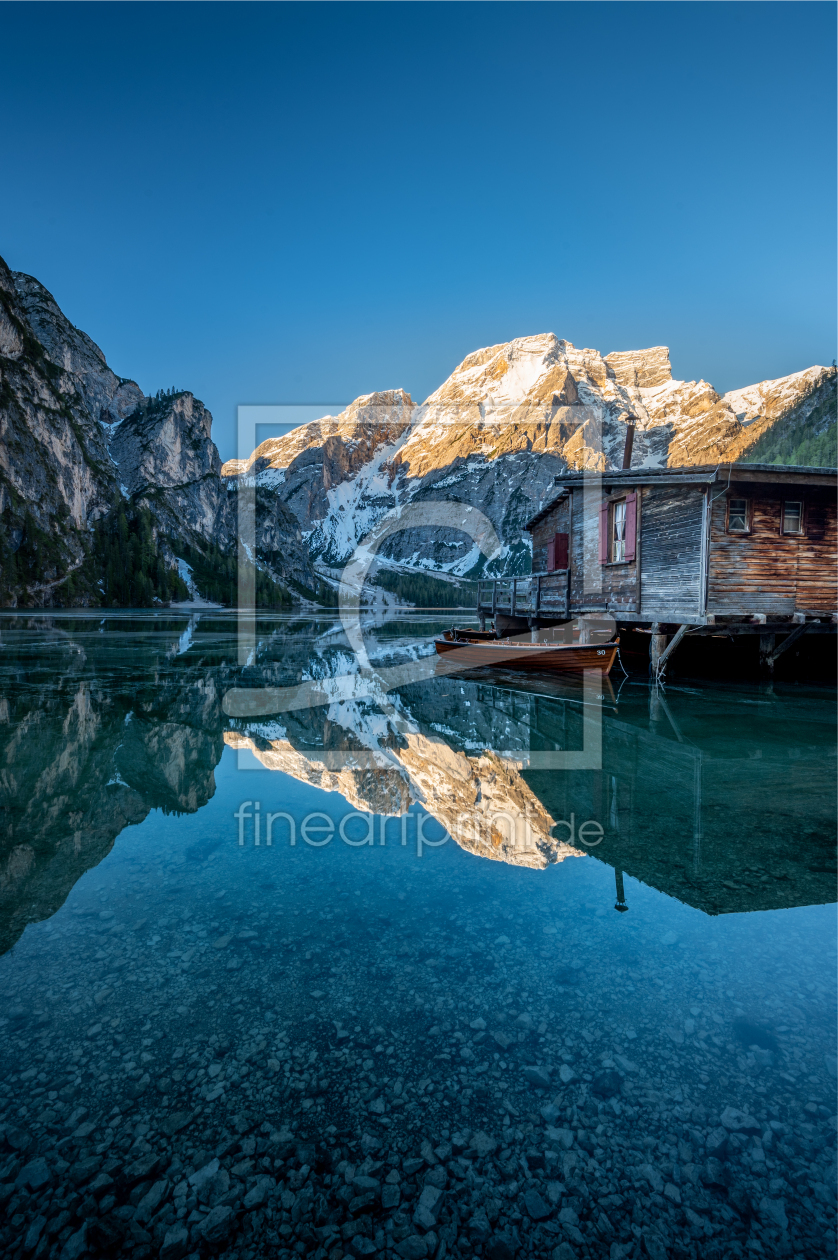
<box><xmin>649</xmin><ymin>688</ymin><xmax>664</xmax><ymax>725</ymax></box>
<box><xmin>759</xmin><ymin>632</ymin><xmax>776</xmax><ymax>676</ymax></box>
<box><xmin>767</xmin><ymin>621</ymin><xmax>808</xmax><ymax>665</ymax></box>
<box><xmin>650</xmin><ymin>622</ymin><xmax>667</xmax><ymax>672</ymax></box>
<box><xmin>614</xmin><ymin>868</ymin><xmax>628</xmax><ymax>912</ymax></box>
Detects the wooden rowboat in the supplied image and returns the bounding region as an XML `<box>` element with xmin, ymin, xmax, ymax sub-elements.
<box><xmin>434</xmin><ymin>629</ymin><xmax>620</xmax><ymax>675</ymax></box>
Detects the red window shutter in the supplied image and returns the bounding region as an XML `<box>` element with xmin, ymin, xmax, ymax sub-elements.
<box><xmin>555</xmin><ymin>532</ymin><xmax>569</xmax><ymax>569</ymax></box>
<box><xmin>624</xmin><ymin>492</ymin><xmax>637</xmax><ymax>561</ymax></box>
<box><xmin>546</xmin><ymin>539</ymin><xmax>556</xmax><ymax>571</ymax></box>
<box><xmin>598</xmin><ymin>502</ymin><xmax>608</xmax><ymax>563</ymax></box>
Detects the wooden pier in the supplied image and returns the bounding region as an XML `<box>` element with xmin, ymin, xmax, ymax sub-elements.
<box><xmin>476</xmin><ymin>570</ymin><xmax>570</xmax><ymax>623</ymax></box>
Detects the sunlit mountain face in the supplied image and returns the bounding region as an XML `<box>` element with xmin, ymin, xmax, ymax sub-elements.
<box><xmin>0</xmin><ymin>611</ymin><xmax>835</xmax><ymax>1260</ymax></box>
<box><xmin>223</xmin><ymin>338</ymin><xmax>836</xmax><ymax>579</ymax></box>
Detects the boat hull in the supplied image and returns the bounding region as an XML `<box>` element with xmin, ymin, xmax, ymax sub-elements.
<box><xmin>434</xmin><ymin>634</ymin><xmax>619</xmax><ymax>674</ymax></box>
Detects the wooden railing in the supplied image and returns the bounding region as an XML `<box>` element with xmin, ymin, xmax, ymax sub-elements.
<box><xmin>476</xmin><ymin>570</ymin><xmax>570</xmax><ymax>617</ymax></box>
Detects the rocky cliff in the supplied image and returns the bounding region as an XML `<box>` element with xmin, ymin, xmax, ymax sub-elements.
<box><xmin>226</xmin><ymin>334</ymin><xmax>835</xmax><ymax>580</ymax></box>
<box><xmin>0</xmin><ymin>255</ymin><xmax>312</xmax><ymax>606</ymax></box>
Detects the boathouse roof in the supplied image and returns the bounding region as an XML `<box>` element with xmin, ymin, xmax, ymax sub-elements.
<box><xmin>524</xmin><ymin>462</ymin><xmax>837</xmax><ymax>530</ymax></box>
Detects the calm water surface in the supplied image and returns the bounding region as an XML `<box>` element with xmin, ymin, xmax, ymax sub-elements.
<box><xmin>0</xmin><ymin>612</ymin><xmax>835</xmax><ymax>1260</ymax></box>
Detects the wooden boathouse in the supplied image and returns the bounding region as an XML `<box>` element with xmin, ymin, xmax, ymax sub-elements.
<box><xmin>476</xmin><ymin>462</ymin><xmax>837</xmax><ymax>674</ymax></box>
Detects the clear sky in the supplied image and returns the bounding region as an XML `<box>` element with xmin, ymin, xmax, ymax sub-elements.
<box><xmin>0</xmin><ymin>1</ymin><xmax>834</xmax><ymax>461</ymax></box>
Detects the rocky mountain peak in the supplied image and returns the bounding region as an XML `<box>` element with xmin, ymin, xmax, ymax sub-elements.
<box><xmin>0</xmin><ymin>261</ymin><xmax>24</xmax><ymax>359</ymax></box>
<box><xmin>12</xmin><ymin>269</ymin><xmax>143</xmax><ymax>426</ymax></box>
<box><xmin>110</xmin><ymin>391</ymin><xmax>222</xmax><ymax>495</ymax></box>
<box><xmin>223</xmin><ymin>388</ymin><xmax>415</xmax><ymax>482</ymax></box>
<box><xmin>344</xmin><ymin>387</ymin><xmax>414</xmax><ymax>417</ymax></box>
<box><xmin>427</xmin><ymin>333</ymin><xmax>606</xmax><ymax>411</ymax></box>
<box><xmin>604</xmin><ymin>345</ymin><xmax>672</xmax><ymax>388</ymax></box>
<box><xmin>230</xmin><ymin>330</ymin><xmax>835</xmax><ymax>578</ymax></box>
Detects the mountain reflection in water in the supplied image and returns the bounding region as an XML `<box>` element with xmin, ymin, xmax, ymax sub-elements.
<box><xmin>0</xmin><ymin>612</ymin><xmax>835</xmax><ymax>1260</ymax></box>
<box><xmin>1</xmin><ymin>613</ymin><xmax>834</xmax><ymax>951</ymax></box>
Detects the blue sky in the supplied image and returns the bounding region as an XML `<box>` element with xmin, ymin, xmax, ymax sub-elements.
<box><xmin>0</xmin><ymin>1</ymin><xmax>834</xmax><ymax>461</ymax></box>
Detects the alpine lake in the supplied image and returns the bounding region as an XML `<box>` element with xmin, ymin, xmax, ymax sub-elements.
<box><xmin>0</xmin><ymin>612</ymin><xmax>835</xmax><ymax>1260</ymax></box>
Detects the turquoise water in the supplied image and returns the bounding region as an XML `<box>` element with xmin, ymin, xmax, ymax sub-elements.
<box><xmin>0</xmin><ymin>612</ymin><xmax>835</xmax><ymax>1260</ymax></box>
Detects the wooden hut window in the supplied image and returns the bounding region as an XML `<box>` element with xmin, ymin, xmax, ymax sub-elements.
<box><xmin>598</xmin><ymin>492</ymin><xmax>636</xmax><ymax>563</ymax></box>
<box><xmin>546</xmin><ymin>532</ymin><xmax>568</xmax><ymax>571</ymax></box>
<box><xmin>727</xmin><ymin>497</ymin><xmax>750</xmax><ymax>533</ymax></box>
<box><xmin>612</xmin><ymin>500</ymin><xmax>627</xmax><ymax>561</ymax></box>
<box><xmin>782</xmin><ymin>501</ymin><xmax>804</xmax><ymax>535</ymax></box>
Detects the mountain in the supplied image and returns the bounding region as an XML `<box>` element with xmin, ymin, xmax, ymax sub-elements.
<box><xmin>3</xmin><ymin>255</ymin><xmax>832</xmax><ymax>606</ymax></box>
<box><xmin>225</xmin><ymin>333</ymin><xmax>836</xmax><ymax>583</ymax></box>
<box><xmin>0</xmin><ymin>255</ymin><xmax>313</xmax><ymax>607</ymax></box>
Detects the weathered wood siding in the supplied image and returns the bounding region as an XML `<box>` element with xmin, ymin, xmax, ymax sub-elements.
<box><xmin>707</xmin><ymin>483</ymin><xmax>837</xmax><ymax>614</ymax></box>
<box><xmin>569</xmin><ymin>486</ymin><xmax>603</xmax><ymax>609</ymax></box>
<box><xmin>566</xmin><ymin>487</ymin><xmax>639</xmax><ymax>611</ymax></box>
<box><xmin>531</xmin><ymin>497</ymin><xmax>570</xmax><ymax>574</ymax></box>
<box><xmin>639</xmin><ymin>485</ymin><xmax>705</xmax><ymax>616</ymax></box>
<box><xmin>537</xmin><ymin>485</ymin><xmax>702</xmax><ymax>615</ymax></box>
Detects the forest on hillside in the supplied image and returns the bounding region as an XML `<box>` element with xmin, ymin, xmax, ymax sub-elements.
<box><xmin>743</xmin><ymin>376</ymin><xmax>837</xmax><ymax>467</ymax></box>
